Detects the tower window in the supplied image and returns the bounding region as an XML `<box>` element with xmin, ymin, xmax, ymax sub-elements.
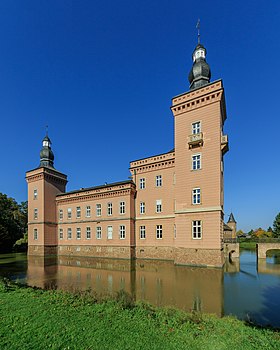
<box><xmin>140</xmin><ymin>226</ymin><xmax>146</xmax><ymax>239</ymax></box>
<box><xmin>119</xmin><ymin>225</ymin><xmax>126</xmax><ymax>239</ymax></box>
<box><xmin>156</xmin><ymin>175</ymin><xmax>162</xmax><ymax>187</ymax></box>
<box><xmin>192</xmin><ymin>121</ymin><xmax>201</xmax><ymax>134</ymax></box>
<box><xmin>33</xmin><ymin>189</ymin><xmax>38</xmax><ymax>200</ymax></box>
<box><xmin>59</xmin><ymin>209</ymin><xmax>63</xmax><ymax>220</ymax></box>
<box><xmin>140</xmin><ymin>202</ymin><xmax>145</xmax><ymax>214</ymax></box>
<box><xmin>96</xmin><ymin>226</ymin><xmax>102</xmax><ymax>239</ymax></box>
<box><xmin>59</xmin><ymin>228</ymin><xmax>63</xmax><ymax>239</ymax></box>
<box><xmin>33</xmin><ymin>228</ymin><xmax>38</xmax><ymax>240</ymax></box>
<box><xmin>139</xmin><ymin>178</ymin><xmax>146</xmax><ymax>189</ymax></box>
<box><xmin>96</xmin><ymin>204</ymin><xmax>101</xmax><ymax>216</ymax></box>
<box><xmin>156</xmin><ymin>225</ymin><xmax>163</xmax><ymax>239</ymax></box>
<box><xmin>192</xmin><ymin>220</ymin><xmax>202</xmax><ymax>239</ymax></box>
<box><xmin>76</xmin><ymin>206</ymin><xmax>81</xmax><ymax>218</ymax></box>
<box><xmin>119</xmin><ymin>201</ymin><xmax>125</xmax><ymax>215</ymax></box>
<box><xmin>86</xmin><ymin>206</ymin><xmax>91</xmax><ymax>218</ymax></box>
<box><xmin>76</xmin><ymin>228</ymin><xmax>81</xmax><ymax>239</ymax></box>
<box><xmin>156</xmin><ymin>200</ymin><xmax>162</xmax><ymax>213</ymax></box>
<box><xmin>67</xmin><ymin>208</ymin><xmax>72</xmax><ymax>219</ymax></box>
<box><xmin>34</xmin><ymin>209</ymin><xmax>38</xmax><ymax>220</ymax></box>
<box><xmin>192</xmin><ymin>154</ymin><xmax>201</xmax><ymax>170</ymax></box>
<box><xmin>192</xmin><ymin>188</ymin><xmax>201</xmax><ymax>205</ymax></box>
<box><xmin>67</xmin><ymin>228</ymin><xmax>72</xmax><ymax>239</ymax></box>
<box><xmin>107</xmin><ymin>203</ymin><xmax>112</xmax><ymax>216</ymax></box>
<box><xmin>86</xmin><ymin>227</ymin><xmax>91</xmax><ymax>239</ymax></box>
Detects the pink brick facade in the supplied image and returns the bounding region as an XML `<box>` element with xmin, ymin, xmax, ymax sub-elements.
<box><xmin>26</xmin><ymin>46</ymin><xmax>229</xmax><ymax>268</ymax></box>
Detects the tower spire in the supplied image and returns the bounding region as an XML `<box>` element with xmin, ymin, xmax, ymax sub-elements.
<box><xmin>39</xmin><ymin>131</ymin><xmax>55</xmax><ymax>168</ymax></box>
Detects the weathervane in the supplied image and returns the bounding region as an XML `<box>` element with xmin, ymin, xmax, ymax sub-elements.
<box><xmin>196</xmin><ymin>19</ymin><xmax>200</xmax><ymax>44</ymax></box>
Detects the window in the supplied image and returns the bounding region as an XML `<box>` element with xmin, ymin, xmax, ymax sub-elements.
<box><xmin>119</xmin><ymin>201</ymin><xmax>125</xmax><ymax>214</ymax></box>
<box><xmin>86</xmin><ymin>227</ymin><xmax>91</xmax><ymax>239</ymax></box>
<box><xmin>33</xmin><ymin>228</ymin><xmax>38</xmax><ymax>240</ymax></box>
<box><xmin>59</xmin><ymin>228</ymin><xmax>63</xmax><ymax>239</ymax></box>
<box><xmin>119</xmin><ymin>225</ymin><xmax>125</xmax><ymax>239</ymax></box>
<box><xmin>96</xmin><ymin>204</ymin><xmax>101</xmax><ymax>216</ymax></box>
<box><xmin>67</xmin><ymin>208</ymin><xmax>72</xmax><ymax>219</ymax></box>
<box><xmin>192</xmin><ymin>188</ymin><xmax>201</xmax><ymax>205</ymax></box>
<box><xmin>107</xmin><ymin>226</ymin><xmax>113</xmax><ymax>240</ymax></box>
<box><xmin>140</xmin><ymin>226</ymin><xmax>146</xmax><ymax>239</ymax></box>
<box><xmin>192</xmin><ymin>220</ymin><xmax>202</xmax><ymax>239</ymax></box>
<box><xmin>192</xmin><ymin>121</ymin><xmax>201</xmax><ymax>134</ymax></box>
<box><xmin>86</xmin><ymin>206</ymin><xmax>91</xmax><ymax>218</ymax></box>
<box><xmin>59</xmin><ymin>209</ymin><xmax>63</xmax><ymax>220</ymax></box>
<box><xmin>192</xmin><ymin>154</ymin><xmax>201</xmax><ymax>170</ymax></box>
<box><xmin>156</xmin><ymin>225</ymin><xmax>162</xmax><ymax>239</ymax></box>
<box><xmin>67</xmin><ymin>228</ymin><xmax>72</xmax><ymax>239</ymax></box>
<box><xmin>139</xmin><ymin>178</ymin><xmax>146</xmax><ymax>189</ymax></box>
<box><xmin>76</xmin><ymin>228</ymin><xmax>81</xmax><ymax>239</ymax></box>
<box><xmin>96</xmin><ymin>226</ymin><xmax>102</xmax><ymax>239</ymax></box>
<box><xmin>156</xmin><ymin>200</ymin><xmax>162</xmax><ymax>213</ymax></box>
<box><xmin>33</xmin><ymin>189</ymin><xmax>38</xmax><ymax>200</ymax></box>
<box><xmin>34</xmin><ymin>208</ymin><xmax>38</xmax><ymax>220</ymax></box>
<box><xmin>76</xmin><ymin>206</ymin><xmax>81</xmax><ymax>218</ymax></box>
<box><xmin>156</xmin><ymin>175</ymin><xmax>162</xmax><ymax>187</ymax></box>
<box><xmin>107</xmin><ymin>203</ymin><xmax>112</xmax><ymax>216</ymax></box>
<box><xmin>140</xmin><ymin>202</ymin><xmax>145</xmax><ymax>214</ymax></box>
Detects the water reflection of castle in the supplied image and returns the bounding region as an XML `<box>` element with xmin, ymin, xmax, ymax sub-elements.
<box><xmin>27</xmin><ymin>256</ymin><xmax>223</xmax><ymax>315</ymax></box>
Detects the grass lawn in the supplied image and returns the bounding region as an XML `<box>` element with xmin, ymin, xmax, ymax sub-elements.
<box><xmin>0</xmin><ymin>279</ymin><xmax>279</xmax><ymax>350</ymax></box>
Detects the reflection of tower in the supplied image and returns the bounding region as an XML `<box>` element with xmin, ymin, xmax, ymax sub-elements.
<box><xmin>26</xmin><ymin>134</ymin><xmax>68</xmax><ymax>256</ymax></box>
<box><xmin>171</xmin><ymin>40</ymin><xmax>229</xmax><ymax>268</ymax></box>
<box><xmin>227</xmin><ymin>213</ymin><xmax>237</xmax><ymax>238</ymax></box>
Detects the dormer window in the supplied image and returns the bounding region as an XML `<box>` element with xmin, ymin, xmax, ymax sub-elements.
<box><xmin>193</xmin><ymin>49</ymin><xmax>205</xmax><ymax>62</ymax></box>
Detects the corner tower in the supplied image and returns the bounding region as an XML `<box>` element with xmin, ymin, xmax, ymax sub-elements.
<box><xmin>171</xmin><ymin>40</ymin><xmax>229</xmax><ymax>267</ymax></box>
<box><xmin>26</xmin><ymin>134</ymin><xmax>67</xmax><ymax>255</ymax></box>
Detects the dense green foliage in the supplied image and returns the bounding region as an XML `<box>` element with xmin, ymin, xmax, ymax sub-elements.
<box><xmin>273</xmin><ymin>213</ymin><xmax>280</xmax><ymax>237</ymax></box>
<box><xmin>0</xmin><ymin>193</ymin><xmax>27</xmax><ymax>253</ymax></box>
<box><xmin>0</xmin><ymin>280</ymin><xmax>279</xmax><ymax>350</ymax></box>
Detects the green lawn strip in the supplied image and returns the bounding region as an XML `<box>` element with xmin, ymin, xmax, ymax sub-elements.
<box><xmin>0</xmin><ymin>281</ymin><xmax>279</xmax><ymax>350</ymax></box>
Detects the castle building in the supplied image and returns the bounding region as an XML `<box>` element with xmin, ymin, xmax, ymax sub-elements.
<box><xmin>26</xmin><ymin>40</ymin><xmax>229</xmax><ymax>268</ymax></box>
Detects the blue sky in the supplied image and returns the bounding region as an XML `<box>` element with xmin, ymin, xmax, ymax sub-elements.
<box><xmin>0</xmin><ymin>0</ymin><xmax>279</xmax><ymax>232</ymax></box>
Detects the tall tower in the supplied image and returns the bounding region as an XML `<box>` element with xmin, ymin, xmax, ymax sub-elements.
<box><xmin>171</xmin><ymin>41</ymin><xmax>229</xmax><ymax>267</ymax></box>
<box><xmin>26</xmin><ymin>134</ymin><xmax>67</xmax><ymax>255</ymax></box>
<box><xmin>227</xmin><ymin>213</ymin><xmax>237</xmax><ymax>238</ymax></box>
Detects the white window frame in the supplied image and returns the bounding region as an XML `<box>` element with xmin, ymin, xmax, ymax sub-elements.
<box><xmin>119</xmin><ymin>225</ymin><xmax>125</xmax><ymax>239</ymax></box>
<box><xmin>140</xmin><ymin>226</ymin><xmax>146</xmax><ymax>239</ymax></box>
<box><xmin>107</xmin><ymin>226</ymin><xmax>113</xmax><ymax>240</ymax></box>
<box><xmin>86</xmin><ymin>227</ymin><xmax>91</xmax><ymax>239</ymax></box>
<box><xmin>33</xmin><ymin>228</ymin><xmax>38</xmax><ymax>240</ymax></box>
<box><xmin>192</xmin><ymin>121</ymin><xmax>201</xmax><ymax>134</ymax></box>
<box><xmin>34</xmin><ymin>208</ymin><xmax>38</xmax><ymax>220</ymax></box>
<box><xmin>67</xmin><ymin>228</ymin><xmax>72</xmax><ymax>239</ymax></box>
<box><xmin>67</xmin><ymin>208</ymin><xmax>72</xmax><ymax>219</ymax></box>
<box><xmin>192</xmin><ymin>154</ymin><xmax>201</xmax><ymax>170</ymax></box>
<box><xmin>59</xmin><ymin>228</ymin><xmax>63</xmax><ymax>240</ymax></box>
<box><xmin>76</xmin><ymin>206</ymin><xmax>81</xmax><ymax>218</ymax></box>
<box><xmin>86</xmin><ymin>206</ymin><xmax>91</xmax><ymax>218</ymax></box>
<box><xmin>107</xmin><ymin>203</ymin><xmax>112</xmax><ymax>216</ymax></box>
<box><xmin>192</xmin><ymin>220</ymin><xmax>202</xmax><ymax>239</ymax></box>
<box><xmin>156</xmin><ymin>225</ymin><xmax>162</xmax><ymax>239</ymax></box>
<box><xmin>139</xmin><ymin>178</ymin><xmax>146</xmax><ymax>189</ymax></box>
<box><xmin>76</xmin><ymin>227</ymin><xmax>81</xmax><ymax>239</ymax></box>
<box><xmin>140</xmin><ymin>202</ymin><xmax>145</xmax><ymax>214</ymax></box>
<box><xmin>96</xmin><ymin>203</ymin><xmax>101</xmax><ymax>217</ymax></box>
<box><xmin>96</xmin><ymin>226</ymin><xmax>102</xmax><ymax>239</ymax></box>
<box><xmin>192</xmin><ymin>188</ymin><xmax>201</xmax><ymax>205</ymax></box>
<box><xmin>156</xmin><ymin>175</ymin><xmax>162</xmax><ymax>187</ymax></box>
<box><xmin>156</xmin><ymin>199</ymin><xmax>162</xmax><ymax>213</ymax></box>
<box><xmin>119</xmin><ymin>201</ymin><xmax>125</xmax><ymax>215</ymax></box>
<box><xmin>33</xmin><ymin>189</ymin><xmax>38</xmax><ymax>200</ymax></box>
<box><xmin>59</xmin><ymin>209</ymin><xmax>63</xmax><ymax>221</ymax></box>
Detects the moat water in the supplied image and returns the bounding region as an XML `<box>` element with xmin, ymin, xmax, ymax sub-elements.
<box><xmin>1</xmin><ymin>249</ymin><xmax>280</xmax><ymax>328</ymax></box>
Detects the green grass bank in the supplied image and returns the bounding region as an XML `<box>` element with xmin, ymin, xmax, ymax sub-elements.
<box><xmin>0</xmin><ymin>279</ymin><xmax>279</xmax><ymax>350</ymax></box>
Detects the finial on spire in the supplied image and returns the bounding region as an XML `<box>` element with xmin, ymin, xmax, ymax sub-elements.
<box><xmin>196</xmin><ymin>19</ymin><xmax>200</xmax><ymax>44</ymax></box>
<box><xmin>45</xmin><ymin>124</ymin><xmax>48</xmax><ymax>136</ymax></box>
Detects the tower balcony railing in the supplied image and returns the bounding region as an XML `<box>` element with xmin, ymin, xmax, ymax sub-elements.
<box><xmin>221</xmin><ymin>134</ymin><xmax>229</xmax><ymax>154</ymax></box>
<box><xmin>188</xmin><ymin>132</ymin><xmax>203</xmax><ymax>148</ymax></box>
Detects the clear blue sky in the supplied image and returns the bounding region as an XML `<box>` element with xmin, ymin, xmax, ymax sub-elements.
<box><xmin>0</xmin><ymin>0</ymin><xmax>279</xmax><ymax>232</ymax></box>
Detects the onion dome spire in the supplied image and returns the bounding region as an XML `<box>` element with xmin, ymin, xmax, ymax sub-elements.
<box><xmin>39</xmin><ymin>130</ymin><xmax>55</xmax><ymax>168</ymax></box>
<box><xmin>188</xmin><ymin>21</ymin><xmax>211</xmax><ymax>90</ymax></box>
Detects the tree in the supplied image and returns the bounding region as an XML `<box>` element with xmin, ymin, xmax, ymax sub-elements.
<box><xmin>0</xmin><ymin>193</ymin><xmax>28</xmax><ymax>253</ymax></box>
<box><xmin>273</xmin><ymin>213</ymin><xmax>280</xmax><ymax>237</ymax></box>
